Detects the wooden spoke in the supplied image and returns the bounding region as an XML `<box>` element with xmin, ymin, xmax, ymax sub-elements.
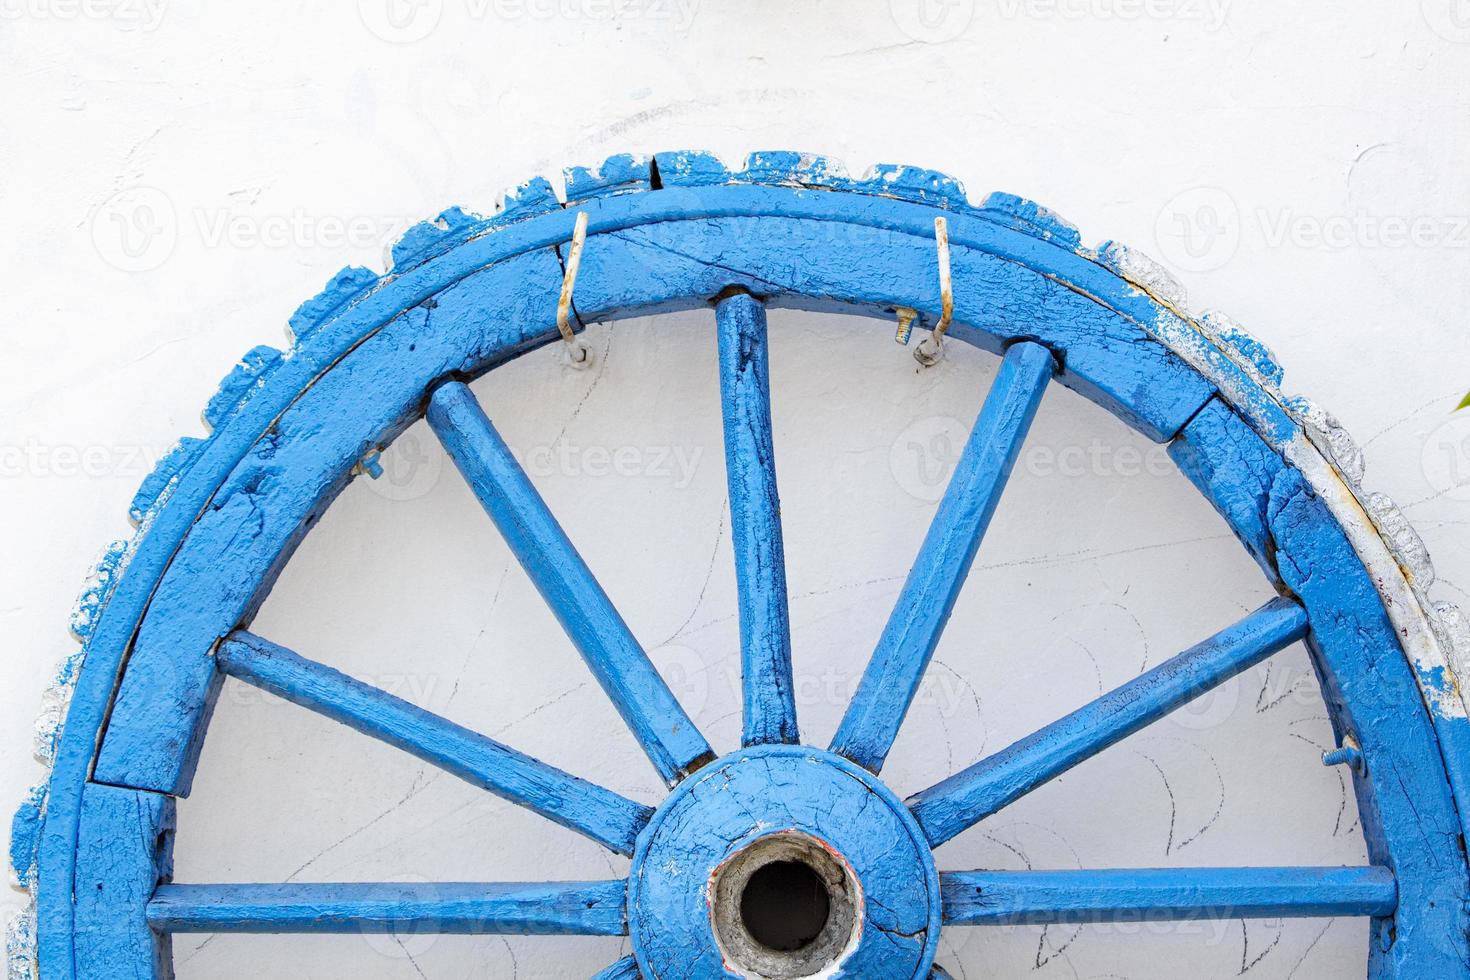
<box><xmin>216</xmin><ymin>632</ymin><xmax>651</xmax><ymax>856</ymax></box>
<box><xmin>831</xmin><ymin>340</ymin><xmax>1056</xmax><ymax>772</ymax></box>
<box><xmin>909</xmin><ymin>598</ymin><xmax>1310</xmax><ymax>847</ymax></box>
<box><xmin>427</xmin><ymin>380</ymin><xmax>714</xmax><ymax>785</ymax></box>
<box><xmin>147</xmin><ymin>880</ymin><xmax>626</xmax><ymax>935</ymax></box>
<box><xmin>591</xmin><ymin>956</ymin><xmax>642</xmax><ymax>979</ymax></box>
<box><xmin>716</xmin><ymin>290</ymin><xmax>799</xmax><ymax>746</ymax></box>
<box><xmin>941</xmin><ymin>866</ymin><xmax>1396</xmax><ymax>925</ymax></box>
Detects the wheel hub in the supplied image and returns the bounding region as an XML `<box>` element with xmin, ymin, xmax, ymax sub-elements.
<box><xmin>628</xmin><ymin>745</ymin><xmax>941</xmax><ymax>979</ymax></box>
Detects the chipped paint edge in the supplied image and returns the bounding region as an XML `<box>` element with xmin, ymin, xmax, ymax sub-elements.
<box><xmin>1112</xmin><ymin>265</ymin><xmax>1467</xmax><ymax>726</ymax></box>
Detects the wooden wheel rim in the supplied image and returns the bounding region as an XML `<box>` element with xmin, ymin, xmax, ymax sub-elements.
<box><xmin>10</xmin><ymin>151</ymin><xmax>1469</xmax><ymax>979</ymax></box>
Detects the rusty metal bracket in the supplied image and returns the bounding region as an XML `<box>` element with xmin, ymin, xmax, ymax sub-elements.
<box><xmin>558</xmin><ymin>211</ymin><xmax>592</xmax><ymax>368</ymax></box>
<box><xmin>914</xmin><ymin>215</ymin><xmax>953</xmax><ymax>367</ymax></box>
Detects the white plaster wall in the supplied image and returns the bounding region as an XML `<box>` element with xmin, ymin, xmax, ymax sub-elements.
<box><xmin>3</xmin><ymin>3</ymin><xmax>1469</xmax><ymax>977</ymax></box>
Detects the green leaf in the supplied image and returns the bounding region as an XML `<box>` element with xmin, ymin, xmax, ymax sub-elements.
<box><xmin>1459</xmin><ymin>391</ymin><xmax>1470</xmax><ymax>412</ymax></box>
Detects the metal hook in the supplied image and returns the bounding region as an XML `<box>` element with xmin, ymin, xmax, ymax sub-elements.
<box><xmin>914</xmin><ymin>215</ymin><xmax>953</xmax><ymax>367</ymax></box>
<box><xmin>557</xmin><ymin>211</ymin><xmax>592</xmax><ymax>368</ymax></box>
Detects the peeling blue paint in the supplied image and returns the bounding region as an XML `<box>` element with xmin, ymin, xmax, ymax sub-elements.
<box><xmin>565</xmin><ymin>153</ymin><xmax>653</xmax><ymax>204</ymax></box>
<box><xmin>67</xmin><ymin>540</ymin><xmax>129</xmax><ymax>642</ymax></box>
<box><xmin>285</xmin><ymin>264</ymin><xmax>378</xmax><ymax>343</ymax></box>
<box><xmin>8</xmin><ymin>785</ymin><xmax>44</xmax><ymax>890</ymax></box>
<box><xmin>389</xmin><ymin>205</ymin><xmax>485</xmax><ymax>272</ymax></box>
<box><xmin>202</xmin><ymin>345</ymin><xmax>285</xmax><ymax>429</ymax></box>
<box><xmin>978</xmin><ymin>191</ymin><xmax>1082</xmax><ymax>249</ymax></box>
<box><xmin>126</xmin><ymin>437</ymin><xmax>206</xmax><ymax>527</ymax></box>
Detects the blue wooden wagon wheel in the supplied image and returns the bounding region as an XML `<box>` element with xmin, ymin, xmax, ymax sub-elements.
<box><xmin>9</xmin><ymin>151</ymin><xmax>1470</xmax><ymax>979</ymax></box>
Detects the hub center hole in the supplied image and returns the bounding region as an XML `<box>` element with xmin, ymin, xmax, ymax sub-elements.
<box><xmin>738</xmin><ymin>860</ymin><xmax>832</xmax><ymax>952</ymax></box>
<box><xmin>710</xmin><ymin>831</ymin><xmax>861</xmax><ymax>978</ymax></box>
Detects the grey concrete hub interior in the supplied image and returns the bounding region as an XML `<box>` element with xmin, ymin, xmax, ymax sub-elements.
<box><xmin>709</xmin><ymin>830</ymin><xmax>863</xmax><ymax>979</ymax></box>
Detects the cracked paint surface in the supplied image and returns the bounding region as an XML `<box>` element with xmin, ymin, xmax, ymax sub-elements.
<box><xmin>628</xmin><ymin>746</ymin><xmax>940</xmax><ymax>979</ymax></box>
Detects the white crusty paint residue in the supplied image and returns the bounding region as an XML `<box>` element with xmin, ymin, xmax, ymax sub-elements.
<box><xmin>1109</xmin><ymin>238</ymin><xmax>1469</xmax><ymax>722</ymax></box>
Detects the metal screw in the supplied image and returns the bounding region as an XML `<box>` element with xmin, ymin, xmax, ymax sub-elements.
<box><xmin>1322</xmin><ymin>737</ymin><xmax>1364</xmax><ymax>773</ymax></box>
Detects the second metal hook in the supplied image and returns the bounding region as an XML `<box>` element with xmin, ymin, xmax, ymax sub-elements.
<box><xmin>913</xmin><ymin>215</ymin><xmax>953</xmax><ymax>367</ymax></box>
<box><xmin>558</xmin><ymin>211</ymin><xmax>593</xmax><ymax>369</ymax></box>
